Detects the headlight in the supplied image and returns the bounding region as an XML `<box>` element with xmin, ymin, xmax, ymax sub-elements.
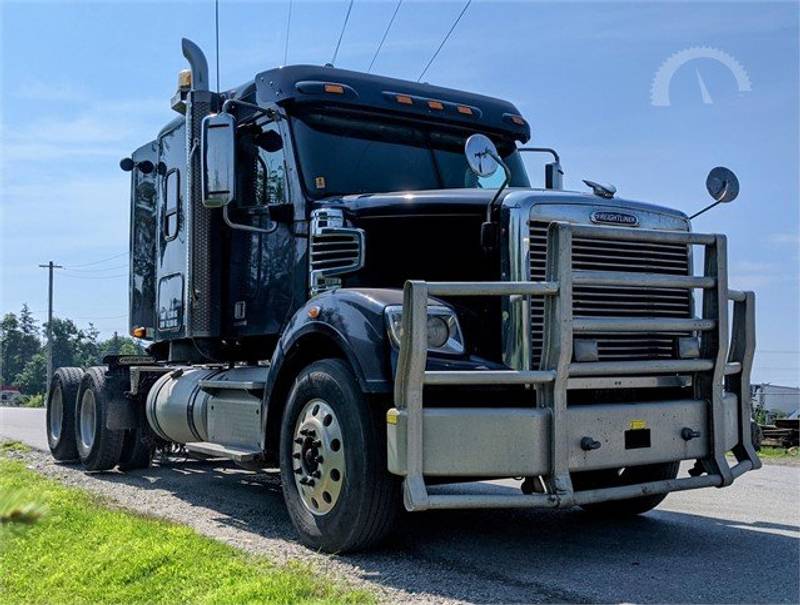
<box><xmin>384</xmin><ymin>305</ymin><xmax>465</xmax><ymax>355</ymax></box>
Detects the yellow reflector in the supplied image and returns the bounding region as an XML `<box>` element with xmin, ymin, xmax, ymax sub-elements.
<box><xmin>629</xmin><ymin>419</ymin><xmax>647</xmax><ymax>430</ymax></box>
<box><xmin>427</xmin><ymin>100</ymin><xmax>444</xmax><ymax>110</ymax></box>
<box><xmin>132</xmin><ymin>327</ymin><xmax>146</xmax><ymax>338</ymax></box>
<box><xmin>510</xmin><ymin>115</ymin><xmax>526</xmax><ymax>125</ymax></box>
<box><xmin>457</xmin><ymin>105</ymin><xmax>473</xmax><ymax>115</ymax></box>
<box><xmin>324</xmin><ymin>83</ymin><xmax>345</xmax><ymax>94</ymax></box>
<box><xmin>386</xmin><ymin>409</ymin><xmax>399</xmax><ymax>425</ymax></box>
<box><xmin>396</xmin><ymin>95</ymin><xmax>413</xmax><ymax>105</ymax></box>
<box><xmin>307</xmin><ymin>305</ymin><xmax>321</xmax><ymax>319</ymax></box>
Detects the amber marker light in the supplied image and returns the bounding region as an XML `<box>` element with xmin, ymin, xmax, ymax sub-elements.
<box><xmin>324</xmin><ymin>83</ymin><xmax>345</xmax><ymax>94</ymax></box>
<box><xmin>457</xmin><ymin>105</ymin><xmax>474</xmax><ymax>115</ymax></box>
<box><xmin>427</xmin><ymin>100</ymin><xmax>444</xmax><ymax>110</ymax></box>
<box><xmin>396</xmin><ymin>95</ymin><xmax>413</xmax><ymax>105</ymax></box>
<box><xmin>308</xmin><ymin>306</ymin><xmax>321</xmax><ymax>319</ymax></box>
<box><xmin>510</xmin><ymin>115</ymin><xmax>526</xmax><ymax>125</ymax></box>
<box><xmin>132</xmin><ymin>327</ymin><xmax>147</xmax><ymax>338</ymax></box>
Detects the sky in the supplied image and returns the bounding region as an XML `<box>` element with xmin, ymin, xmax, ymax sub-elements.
<box><xmin>1</xmin><ymin>0</ymin><xmax>798</xmax><ymax>386</ymax></box>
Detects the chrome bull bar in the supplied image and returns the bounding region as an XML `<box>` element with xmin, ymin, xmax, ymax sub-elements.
<box><xmin>392</xmin><ymin>222</ymin><xmax>761</xmax><ymax>511</ymax></box>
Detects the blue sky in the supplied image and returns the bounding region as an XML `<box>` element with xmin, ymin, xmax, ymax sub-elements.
<box><xmin>1</xmin><ymin>0</ymin><xmax>798</xmax><ymax>386</ymax></box>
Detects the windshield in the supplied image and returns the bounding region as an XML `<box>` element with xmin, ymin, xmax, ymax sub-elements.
<box><xmin>290</xmin><ymin>109</ymin><xmax>530</xmax><ymax>198</ymax></box>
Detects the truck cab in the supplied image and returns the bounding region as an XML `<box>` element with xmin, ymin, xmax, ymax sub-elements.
<box><xmin>45</xmin><ymin>38</ymin><xmax>760</xmax><ymax>553</ymax></box>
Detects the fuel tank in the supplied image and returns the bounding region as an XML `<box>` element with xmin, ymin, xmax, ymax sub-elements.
<box><xmin>145</xmin><ymin>366</ymin><xmax>266</xmax><ymax>446</ymax></box>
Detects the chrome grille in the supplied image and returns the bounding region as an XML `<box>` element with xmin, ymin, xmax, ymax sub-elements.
<box><xmin>529</xmin><ymin>221</ymin><xmax>692</xmax><ymax>365</ymax></box>
<box><xmin>309</xmin><ymin>208</ymin><xmax>365</xmax><ymax>296</ymax></box>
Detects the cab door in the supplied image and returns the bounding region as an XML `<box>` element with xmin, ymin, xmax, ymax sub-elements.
<box><xmin>226</xmin><ymin>118</ymin><xmax>296</xmax><ymax>337</ymax></box>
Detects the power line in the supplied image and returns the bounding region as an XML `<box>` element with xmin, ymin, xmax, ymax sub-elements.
<box><xmin>60</xmin><ymin>273</ymin><xmax>128</xmax><ymax>280</ymax></box>
<box><xmin>62</xmin><ymin>264</ymin><xmax>129</xmax><ymax>273</ymax></box>
<box><xmin>417</xmin><ymin>0</ymin><xmax>471</xmax><ymax>82</ymax></box>
<box><xmin>67</xmin><ymin>251</ymin><xmax>128</xmax><ymax>268</ymax></box>
<box><xmin>284</xmin><ymin>0</ymin><xmax>293</xmax><ymax>65</ymax></box>
<box><xmin>331</xmin><ymin>0</ymin><xmax>355</xmax><ymax>66</ymax></box>
<box><xmin>368</xmin><ymin>0</ymin><xmax>403</xmax><ymax>73</ymax></box>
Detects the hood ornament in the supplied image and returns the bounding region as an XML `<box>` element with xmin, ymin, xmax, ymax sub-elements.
<box><xmin>583</xmin><ymin>179</ymin><xmax>616</xmax><ymax>199</ymax></box>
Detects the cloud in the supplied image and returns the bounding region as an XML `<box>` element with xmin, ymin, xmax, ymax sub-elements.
<box><xmin>729</xmin><ymin>260</ymin><xmax>796</xmax><ymax>290</ymax></box>
<box><xmin>769</xmin><ymin>232</ymin><xmax>800</xmax><ymax>246</ymax></box>
<box><xmin>1</xmin><ymin>96</ymin><xmax>169</xmax><ymax>164</ymax></box>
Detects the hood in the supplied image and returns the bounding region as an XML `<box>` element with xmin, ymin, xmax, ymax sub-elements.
<box><xmin>312</xmin><ymin>188</ymin><xmax>690</xmax><ymax>222</ymax></box>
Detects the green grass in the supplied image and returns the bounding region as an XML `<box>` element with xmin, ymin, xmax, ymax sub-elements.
<box><xmin>758</xmin><ymin>445</ymin><xmax>799</xmax><ymax>459</ymax></box>
<box><xmin>0</xmin><ymin>459</ymin><xmax>374</xmax><ymax>605</ymax></box>
<box><xmin>0</xmin><ymin>441</ymin><xmax>30</xmax><ymax>454</ymax></box>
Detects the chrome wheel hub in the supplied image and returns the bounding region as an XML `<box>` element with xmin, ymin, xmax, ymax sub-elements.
<box><xmin>292</xmin><ymin>399</ymin><xmax>345</xmax><ymax>515</ymax></box>
<box><xmin>50</xmin><ymin>385</ymin><xmax>63</xmax><ymax>440</ymax></box>
<box><xmin>79</xmin><ymin>389</ymin><xmax>97</xmax><ymax>451</ymax></box>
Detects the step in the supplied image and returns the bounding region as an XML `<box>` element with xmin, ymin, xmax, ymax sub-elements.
<box><xmin>184</xmin><ymin>441</ymin><xmax>262</xmax><ymax>462</ymax></box>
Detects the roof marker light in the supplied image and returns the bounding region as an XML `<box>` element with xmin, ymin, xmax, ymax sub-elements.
<box><xmin>396</xmin><ymin>94</ymin><xmax>413</xmax><ymax>105</ymax></box>
<box><xmin>457</xmin><ymin>105</ymin><xmax>474</xmax><ymax>115</ymax></box>
<box><xmin>510</xmin><ymin>115</ymin><xmax>526</xmax><ymax>126</ymax></box>
<box><xmin>427</xmin><ymin>100</ymin><xmax>444</xmax><ymax>110</ymax></box>
<box><xmin>324</xmin><ymin>83</ymin><xmax>345</xmax><ymax>94</ymax></box>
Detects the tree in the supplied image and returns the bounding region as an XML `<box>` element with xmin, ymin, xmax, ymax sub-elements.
<box><xmin>1</xmin><ymin>307</ymin><xmax>41</xmax><ymax>387</ymax></box>
<box><xmin>15</xmin><ymin>352</ymin><xmax>47</xmax><ymax>396</ymax></box>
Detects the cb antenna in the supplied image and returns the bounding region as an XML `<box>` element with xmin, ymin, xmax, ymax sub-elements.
<box><xmin>215</xmin><ymin>0</ymin><xmax>221</xmax><ymax>92</ymax></box>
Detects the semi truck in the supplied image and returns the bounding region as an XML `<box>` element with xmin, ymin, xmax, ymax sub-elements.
<box><xmin>45</xmin><ymin>38</ymin><xmax>760</xmax><ymax>552</ymax></box>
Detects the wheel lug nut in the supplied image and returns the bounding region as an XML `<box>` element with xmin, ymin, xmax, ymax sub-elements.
<box><xmin>312</xmin><ymin>470</ymin><xmax>321</xmax><ymax>479</ymax></box>
<box><xmin>293</xmin><ymin>467</ymin><xmax>302</xmax><ymax>475</ymax></box>
<box><xmin>312</xmin><ymin>440</ymin><xmax>322</xmax><ymax>448</ymax></box>
<box><xmin>294</xmin><ymin>437</ymin><xmax>304</xmax><ymax>445</ymax></box>
<box><xmin>315</xmin><ymin>455</ymin><xmax>324</xmax><ymax>464</ymax></box>
<box><xmin>292</xmin><ymin>453</ymin><xmax>301</xmax><ymax>460</ymax></box>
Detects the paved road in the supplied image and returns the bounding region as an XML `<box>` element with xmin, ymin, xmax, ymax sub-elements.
<box><xmin>2</xmin><ymin>407</ymin><xmax>799</xmax><ymax>604</ymax></box>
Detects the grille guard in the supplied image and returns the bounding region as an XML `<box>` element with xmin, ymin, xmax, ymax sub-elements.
<box><xmin>391</xmin><ymin>222</ymin><xmax>760</xmax><ymax>511</ymax></box>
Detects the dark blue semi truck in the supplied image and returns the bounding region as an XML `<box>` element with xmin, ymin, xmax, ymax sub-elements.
<box><xmin>45</xmin><ymin>38</ymin><xmax>760</xmax><ymax>552</ymax></box>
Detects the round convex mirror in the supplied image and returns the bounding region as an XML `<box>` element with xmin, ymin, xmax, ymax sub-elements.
<box><xmin>464</xmin><ymin>134</ymin><xmax>499</xmax><ymax>178</ymax></box>
<box><xmin>706</xmin><ymin>166</ymin><xmax>739</xmax><ymax>203</ymax></box>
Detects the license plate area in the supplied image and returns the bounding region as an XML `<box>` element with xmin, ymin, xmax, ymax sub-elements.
<box><xmin>624</xmin><ymin>428</ymin><xmax>651</xmax><ymax>449</ymax></box>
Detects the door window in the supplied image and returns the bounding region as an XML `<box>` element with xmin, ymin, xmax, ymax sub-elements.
<box><xmin>163</xmin><ymin>168</ymin><xmax>180</xmax><ymax>240</ymax></box>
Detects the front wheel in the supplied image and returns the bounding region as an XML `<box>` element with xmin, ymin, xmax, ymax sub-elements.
<box><xmin>279</xmin><ymin>359</ymin><xmax>400</xmax><ymax>553</ymax></box>
<box><xmin>572</xmin><ymin>461</ymin><xmax>680</xmax><ymax>517</ymax></box>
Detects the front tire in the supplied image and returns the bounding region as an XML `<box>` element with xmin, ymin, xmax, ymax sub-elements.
<box><xmin>46</xmin><ymin>367</ymin><xmax>84</xmax><ymax>461</ymax></box>
<box><xmin>279</xmin><ymin>359</ymin><xmax>400</xmax><ymax>553</ymax></box>
<box><xmin>74</xmin><ymin>367</ymin><xmax>125</xmax><ymax>471</ymax></box>
<box><xmin>573</xmin><ymin>461</ymin><xmax>680</xmax><ymax>517</ymax></box>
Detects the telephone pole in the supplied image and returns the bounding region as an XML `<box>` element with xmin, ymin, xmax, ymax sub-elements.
<box><xmin>38</xmin><ymin>261</ymin><xmax>63</xmax><ymax>392</ymax></box>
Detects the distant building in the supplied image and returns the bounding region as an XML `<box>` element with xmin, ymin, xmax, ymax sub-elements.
<box><xmin>752</xmin><ymin>384</ymin><xmax>800</xmax><ymax>418</ymax></box>
<box><xmin>0</xmin><ymin>386</ymin><xmax>23</xmax><ymax>406</ymax></box>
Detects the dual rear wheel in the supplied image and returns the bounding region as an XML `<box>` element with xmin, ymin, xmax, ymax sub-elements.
<box><xmin>46</xmin><ymin>367</ymin><xmax>153</xmax><ymax>472</ymax></box>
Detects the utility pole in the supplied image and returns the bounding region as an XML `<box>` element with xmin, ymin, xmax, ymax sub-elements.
<box><xmin>38</xmin><ymin>261</ymin><xmax>63</xmax><ymax>393</ymax></box>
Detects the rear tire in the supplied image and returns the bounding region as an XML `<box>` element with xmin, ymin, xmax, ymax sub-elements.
<box><xmin>46</xmin><ymin>367</ymin><xmax>84</xmax><ymax>461</ymax></box>
<box><xmin>279</xmin><ymin>358</ymin><xmax>400</xmax><ymax>553</ymax></box>
<box><xmin>573</xmin><ymin>461</ymin><xmax>680</xmax><ymax>517</ymax></box>
<box><xmin>74</xmin><ymin>367</ymin><xmax>125</xmax><ymax>471</ymax></box>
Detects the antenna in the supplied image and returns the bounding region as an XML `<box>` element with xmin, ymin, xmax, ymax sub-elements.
<box><xmin>417</xmin><ymin>0</ymin><xmax>471</xmax><ymax>82</ymax></box>
<box><xmin>368</xmin><ymin>0</ymin><xmax>403</xmax><ymax>73</ymax></box>
<box><xmin>215</xmin><ymin>0</ymin><xmax>220</xmax><ymax>92</ymax></box>
<box><xmin>331</xmin><ymin>0</ymin><xmax>355</xmax><ymax>66</ymax></box>
<box><xmin>284</xmin><ymin>0</ymin><xmax>293</xmax><ymax>65</ymax></box>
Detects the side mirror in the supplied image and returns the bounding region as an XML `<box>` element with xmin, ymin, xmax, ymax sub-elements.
<box><xmin>706</xmin><ymin>166</ymin><xmax>739</xmax><ymax>203</ymax></box>
<box><xmin>201</xmin><ymin>112</ymin><xmax>237</xmax><ymax>208</ymax></box>
<box><xmin>464</xmin><ymin>134</ymin><xmax>499</xmax><ymax>177</ymax></box>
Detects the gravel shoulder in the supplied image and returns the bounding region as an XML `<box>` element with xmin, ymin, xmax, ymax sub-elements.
<box><xmin>2</xmin><ymin>409</ymin><xmax>799</xmax><ymax>604</ymax></box>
